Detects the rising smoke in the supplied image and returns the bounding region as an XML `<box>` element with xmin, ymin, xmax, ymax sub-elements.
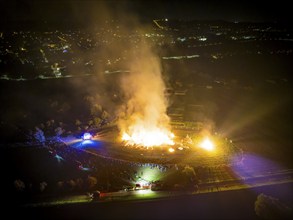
<box><xmin>117</xmin><ymin>40</ymin><xmax>171</xmax><ymax>136</ymax></box>
<box><xmin>65</xmin><ymin>1</ymin><xmax>172</xmax><ymax>135</ymax></box>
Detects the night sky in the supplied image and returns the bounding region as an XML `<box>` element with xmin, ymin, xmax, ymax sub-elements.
<box><xmin>0</xmin><ymin>0</ymin><xmax>292</xmax><ymax>24</ymax></box>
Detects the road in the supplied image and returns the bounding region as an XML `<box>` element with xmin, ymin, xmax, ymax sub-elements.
<box><xmin>23</xmin><ymin>169</ymin><xmax>293</xmax><ymax>208</ymax></box>
<box><xmin>14</xmin><ymin>182</ymin><xmax>293</xmax><ymax>220</ymax></box>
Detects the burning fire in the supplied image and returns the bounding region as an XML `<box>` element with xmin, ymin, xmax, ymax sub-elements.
<box><xmin>199</xmin><ymin>137</ymin><xmax>215</xmax><ymax>151</ymax></box>
<box><xmin>122</xmin><ymin>126</ymin><xmax>174</xmax><ymax>147</ymax></box>
<box><xmin>117</xmin><ymin>39</ymin><xmax>175</xmax><ymax>148</ymax></box>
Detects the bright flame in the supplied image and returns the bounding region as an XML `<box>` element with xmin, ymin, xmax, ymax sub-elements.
<box><xmin>199</xmin><ymin>137</ymin><xmax>215</xmax><ymax>151</ymax></box>
<box><xmin>117</xmin><ymin>40</ymin><xmax>174</xmax><ymax>148</ymax></box>
<box><xmin>122</xmin><ymin>127</ymin><xmax>174</xmax><ymax>147</ymax></box>
<box><xmin>168</xmin><ymin>147</ymin><xmax>175</xmax><ymax>153</ymax></box>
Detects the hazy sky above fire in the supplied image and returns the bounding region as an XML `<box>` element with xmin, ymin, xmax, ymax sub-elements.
<box><xmin>0</xmin><ymin>0</ymin><xmax>292</xmax><ymax>23</ymax></box>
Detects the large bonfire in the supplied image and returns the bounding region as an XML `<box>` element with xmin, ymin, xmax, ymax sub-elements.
<box><xmin>117</xmin><ymin>41</ymin><xmax>174</xmax><ymax>148</ymax></box>
<box><xmin>122</xmin><ymin>125</ymin><xmax>174</xmax><ymax>147</ymax></box>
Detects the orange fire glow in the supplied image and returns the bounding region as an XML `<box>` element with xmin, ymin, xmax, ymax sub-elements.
<box><xmin>121</xmin><ymin>126</ymin><xmax>175</xmax><ymax>147</ymax></box>
<box><xmin>199</xmin><ymin>137</ymin><xmax>215</xmax><ymax>151</ymax></box>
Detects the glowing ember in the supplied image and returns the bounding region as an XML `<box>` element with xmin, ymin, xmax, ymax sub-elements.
<box><xmin>199</xmin><ymin>137</ymin><xmax>215</xmax><ymax>151</ymax></box>
<box><xmin>122</xmin><ymin>127</ymin><xmax>174</xmax><ymax>147</ymax></box>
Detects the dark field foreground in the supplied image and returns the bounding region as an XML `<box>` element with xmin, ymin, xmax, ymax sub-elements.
<box><xmin>8</xmin><ymin>182</ymin><xmax>293</xmax><ymax>220</ymax></box>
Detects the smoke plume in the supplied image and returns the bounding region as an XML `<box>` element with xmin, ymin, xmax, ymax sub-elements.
<box><xmin>64</xmin><ymin>1</ymin><xmax>172</xmax><ymax>135</ymax></box>
<box><xmin>117</xmin><ymin>40</ymin><xmax>171</xmax><ymax>136</ymax></box>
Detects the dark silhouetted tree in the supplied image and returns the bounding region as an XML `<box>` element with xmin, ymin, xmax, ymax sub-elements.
<box><xmin>39</xmin><ymin>181</ymin><xmax>47</xmax><ymax>192</ymax></box>
<box><xmin>34</xmin><ymin>127</ymin><xmax>45</xmax><ymax>144</ymax></box>
<box><xmin>14</xmin><ymin>179</ymin><xmax>25</xmax><ymax>192</ymax></box>
<box><xmin>255</xmin><ymin>193</ymin><xmax>292</xmax><ymax>219</ymax></box>
<box><xmin>86</xmin><ymin>176</ymin><xmax>98</xmax><ymax>189</ymax></box>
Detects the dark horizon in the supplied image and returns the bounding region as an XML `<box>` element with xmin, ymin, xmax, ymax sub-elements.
<box><xmin>1</xmin><ymin>0</ymin><xmax>292</xmax><ymax>25</ymax></box>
